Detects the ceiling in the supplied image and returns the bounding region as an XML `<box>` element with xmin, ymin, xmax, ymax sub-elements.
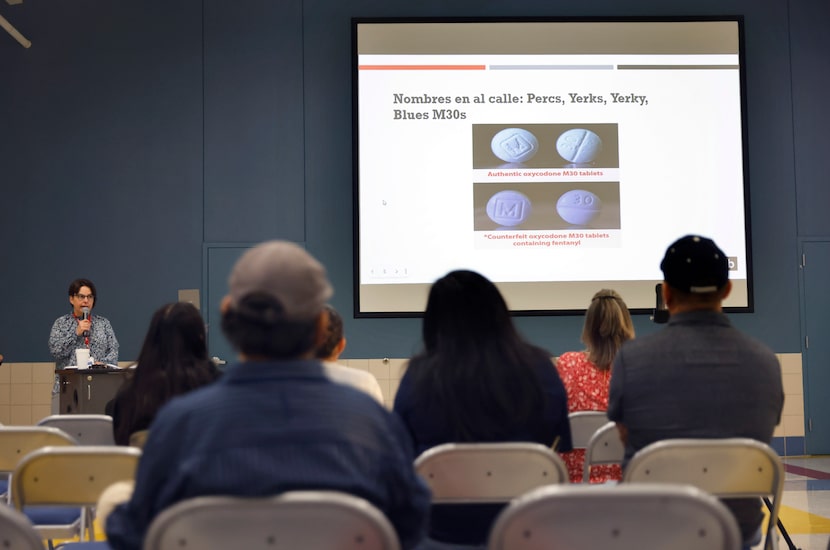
<box><xmin>1</xmin><ymin>0</ymin><xmax>30</xmax><ymax>48</ymax></box>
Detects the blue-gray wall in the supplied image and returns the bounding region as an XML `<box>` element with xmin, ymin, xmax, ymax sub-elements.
<box><xmin>0</xmin><ymin>0</ymin><xmax>827</xmax><ymax>362</ymax></box>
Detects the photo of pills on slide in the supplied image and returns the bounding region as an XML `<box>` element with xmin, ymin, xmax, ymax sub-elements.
<box><xmin>490</xmin><ymin>128</ymin><xmax>539</xmax><ymax>163</ymax></box>
<box><xmin>556</xmin><ymin>189</ymin><xmax>602</xmax><ymax>225</ymax></box>
<box><xmin>556</xmin><ymin>128</ymin><xmax>603</xmax><ymax>164</ymax></box>
<box><xmin>486</xmin><ymin>190</ymin><xmax>532</xmax><ymax>226</ymax></box>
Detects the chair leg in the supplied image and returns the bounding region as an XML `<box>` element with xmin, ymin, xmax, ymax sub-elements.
<box><xmin>763</xmin><ymin>497</ymin><xmax>801</xmax><ymax>550</ymax></box>
<box><xmin>87</xmin><ymin>506</ymin><xmax>97</xmax><ymax>541</ymax></box>
<box><xmin>80</xmin><ymin>507</ymin><xmax>88</xmax><ymax>541</ymax></box>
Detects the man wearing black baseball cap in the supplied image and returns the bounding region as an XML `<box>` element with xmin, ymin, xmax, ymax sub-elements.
<box><xmin>608</xmin><ymin>235</ymin><xmax>784</xmax><ymax>549</ymax></box>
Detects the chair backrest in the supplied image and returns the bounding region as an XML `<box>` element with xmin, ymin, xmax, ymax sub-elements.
<box><xmin>622</xmin><ymin>438</ymin><xmax>783</xmax><ymax>550</ymax></box>
<box><xmin>0</xmin><ymin>505</ymin><xmax>44</xmax><ymax>550</ymax></box>
<box><xmin>487</xmin><ymin>482</ymin><xmax>742</xmax><ymax>550</ymax></box>
<box><xmin>0</xmin><ymin>426</ymin><xmax>78</xmax><ymax>475</ymax></box>
<box><xmin>0</xmin><ymin>429</ymin><xmax>82</xmax><ymax>541</ymax></box>
<box><xmin>414</xmin><ymin>443</ymin><xmax>568</xmax><ymax>503</ymax></box>
<box><xmin>582</xmin><ymin>421</ymin><xmax>624</xmax><ymax>482</ymax></box>
<box><xmin>37</xmin><ymin>414</ymin><xmax>115</xmax><ymax>445</ymax></box>
<box><xmin>143</xmin><ymin>491</ymin><xmax>401</xmax><ymax>550</ymax></box>
<box><xmin>568</xmin><ymin>411</ymin><xmax>609</xmax><ymax>449</ymax></box>
<box><xmin>12</xmin><ymin>445</ymin><xmax>142</xmax><ymax>509</ymax></box>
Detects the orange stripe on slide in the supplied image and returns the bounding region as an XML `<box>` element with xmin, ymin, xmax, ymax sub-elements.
<box><xmin>359</xmin><ymin>65</ymin><xmax>486</xmax><ymax>70</ymax></box>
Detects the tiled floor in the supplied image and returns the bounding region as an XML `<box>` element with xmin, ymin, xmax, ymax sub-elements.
<box><xmin>769</xmin><ymin>456</ymin><xmax>830</xmax><ymax>550</ymax></box>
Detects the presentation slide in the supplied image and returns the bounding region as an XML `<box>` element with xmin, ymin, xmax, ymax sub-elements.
<box><xmin>354</xmin><ymin>19</ymin><xmax>751</xmax><ymax>315</ymax></box>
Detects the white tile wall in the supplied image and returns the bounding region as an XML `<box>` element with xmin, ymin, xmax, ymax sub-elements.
<box><xmin>0</xmin><ymin>362</ymin><xmax>101</xmax><ymax>425</ymax></box>
<box><xmin>342</xmin><ymin>358</ymin><xmax>408</xmax><ymax>408</ymax></box>
<box><xmin>0</xmin><ymin>353</ymin><xmax>804</xmax><ymax>431</ymax></box>
<box><xmin>776</xmin><ymin>352</ymin><xmax>804</xmax><ymax>437</ymax></box>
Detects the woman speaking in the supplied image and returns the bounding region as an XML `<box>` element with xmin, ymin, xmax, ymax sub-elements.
<box><xmin>49</xmin><ymin>278</ymin><xmax>119</xmax><ymax>369</ymax></box>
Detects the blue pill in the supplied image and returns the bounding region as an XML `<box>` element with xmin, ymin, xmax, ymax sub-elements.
<box><xmin>486</xmin><ymin>190</ymin><xmax>532</xmax><ymax>227</ymax></box>
<box><xmin>491</xmin><ymin>128</ymin><xmax>539</xmax><ymax>163</ymax></box>
<box><xmin>556</xmin><ymin>129</ymin><xmax>603</xmax><ymax>163</ymax></box>
<box><xmin>556</xmin><ymin>189</ymin><xmax>602</xmax><ymax>225</ymax></box>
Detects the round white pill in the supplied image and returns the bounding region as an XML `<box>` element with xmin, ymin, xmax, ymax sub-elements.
<box><xmin>556</xmin><ymin>129</ymin><xmax>603</xmax><ymax>163</ymax></box>
<box><xmin>490</xmin><ymin>128</ymin><xmax>539</xmax><ymax>163</ymax></box>
<box><xmin>556</xmin><ymin>189</ymin><xmax>602</xmax><ymax>225</ymax></box>
<box><xmin>486</xmin><ymin>190</ymin><xmax>532</xmax><ymax>227</ymax></box>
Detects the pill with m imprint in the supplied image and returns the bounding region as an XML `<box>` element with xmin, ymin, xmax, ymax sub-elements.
<box><xmin>490</xmin><ymin>128</ymin><xmax>539</xmax><ymax>163</ymax></box>
<box><xmin>486</xmin><ymin>190</ymin><xmax>532</xmax><ymax>227</ymax></box>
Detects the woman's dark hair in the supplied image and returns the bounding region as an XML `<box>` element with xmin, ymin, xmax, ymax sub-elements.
<box><xmin>407</xmin><ymin>270</ymin><xmax>547</xmax><ymax>440</ymax></box>
<box><xmin>221</xmin><ymin>292</ymin><xmax>318</xmax><ymax>359</ymax></box>
<box><xmin>112</xmin><ymin>302</ymin><xmax>219</xmax><ymax>445</ymax></box>
<box><xmin>68</xmin><ymin>278</ymin><xmax>97</xmax><ymax>303</ymax></box>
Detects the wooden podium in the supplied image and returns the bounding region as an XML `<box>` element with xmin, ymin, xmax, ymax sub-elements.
<box><xmin>56</xmin><ymin>368</ymin><xmax>129</xmax><ymax>415</ymax></box>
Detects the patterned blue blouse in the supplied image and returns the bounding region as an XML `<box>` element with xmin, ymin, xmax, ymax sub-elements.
<box><xmin>48</xmin><ymin>313</ymin><xmax>119</xmax><ymax>368</ymax></box>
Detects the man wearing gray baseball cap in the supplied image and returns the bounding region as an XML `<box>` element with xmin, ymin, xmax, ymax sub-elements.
<box><xmin>608</xmin><ymin>235</ymin><xmax>784</xmax><ymax>550</ymax></box>
<box><xmin>107</xmin><ymin>241</ymin><xmax>430</xmax><ymax>550</ymax></box>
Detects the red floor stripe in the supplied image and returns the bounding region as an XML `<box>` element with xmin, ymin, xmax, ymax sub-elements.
<box><xmin>784</xmin><ymin>463</ymin><xmax>830</xmax><ymax>479</ymax></box>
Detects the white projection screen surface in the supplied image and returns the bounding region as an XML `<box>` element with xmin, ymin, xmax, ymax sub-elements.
<box><xmin>353</xmin><ymin>17</ymin><xmax>752</xmax><ymax>317</ymax></box>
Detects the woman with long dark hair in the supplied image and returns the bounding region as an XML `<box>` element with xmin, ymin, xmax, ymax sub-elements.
<box><xmin>109</xmin><ymin>302</ymin><xmax>220</xmax><ymax>445</ymax></box>
<box><xmin>393</xmin><ymin>270</ymin><xmax>571</xmax><ymax>546</ymax></box>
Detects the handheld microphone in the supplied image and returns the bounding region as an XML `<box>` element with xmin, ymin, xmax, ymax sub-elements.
<box><xmin>81</xmin><ymin>306</ymin><xmax>90</xmax><ymax>337</ymax></box>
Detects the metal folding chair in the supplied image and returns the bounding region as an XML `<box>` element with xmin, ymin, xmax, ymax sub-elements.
<box><xmin>11</xmin><ymin>445</ymin><xmax>141</xmax><ymax>545</ymax></box>
<box><xmin>37</xmin><ymin>415</ymin><xmax>115</xmax><ymax>446</ymax></box>
<box><xmin>582</xmin><ymin>421</ymin><xmax>624</xmax><ymax>483</ymax></box>
<box><xmin>143</xmin><ymin>491</ymin><xmax>400</xmax><ymax>550</ymax></box>
<box><xmin>568</xmin><ymin>411</ymin><xmax>610</xmax><ymax>450</ymax></box>
<box><xmin>622</xmin><ymin>438</ymin><xmax>784</xmax><ymax>550</ymax></box>
<box><xmin>487</xmin><ymin>482</ymin><xmax>742</xmax><ymax>550</ymax></box>
<box><xmin>0</xmin><ymin>426</ymin><xmax>78</xmax><ymax>504</ymax></box>
<box><xmin>0</xmin><ymin>504</ymin><xmax>45</xmax><ymax>550</ymax></box>
<box><xmin>414</xmin><ymin>442</ymin><xmax>568</xmax><ymax>503</ymax></box>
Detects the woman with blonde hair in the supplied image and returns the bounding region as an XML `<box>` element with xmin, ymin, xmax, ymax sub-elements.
<box><xmin>556</xmin><ymin>289</ymin><xmax>634</xmax><ymax>483</ymax></box>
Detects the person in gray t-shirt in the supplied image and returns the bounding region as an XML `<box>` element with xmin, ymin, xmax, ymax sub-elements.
<box><xmin>608</xmin><ymin>235</ymin><xmax>784</xmax><ymax>547</ymax></box>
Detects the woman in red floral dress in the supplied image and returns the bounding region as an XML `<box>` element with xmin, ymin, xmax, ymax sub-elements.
<box><xmin>556</xmin><ymin>289</ymin><xmax>635</xmax><ymax>483</ymax></box>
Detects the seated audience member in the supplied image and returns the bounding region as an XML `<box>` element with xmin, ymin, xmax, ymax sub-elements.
<box><xmin>556</xmin><ymin>289</ymin><xmax>634</xmax><ymax>483</ymax></box>
<box><xmin>315</xmin><ymin>304</ymin><xmax>385</xmax><ymax>404</ymax></box>
<box><xmin>608</xmin><ymin>235</ymin><xmax>784</xmax><ymax>550</ymax></box>
<box><xmin>108</xmin><ymin>302</ymin><xmax>221</xmax><ymax>446</ymax></box>
<box><xmin>105</xmin><ymin>241</ymin><xmax>429</xmax><ymax>550</ymax></box>
<box><xmin>394</xmin><ymin>269</ymin><xmax>572</xmax><ymax>547</ymax></box>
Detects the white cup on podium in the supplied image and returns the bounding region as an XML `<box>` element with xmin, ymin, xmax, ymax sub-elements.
<box><xmin>75</xmin><ymin>348</ymin><xmax>91</xmax><ymax>368</ymax></box>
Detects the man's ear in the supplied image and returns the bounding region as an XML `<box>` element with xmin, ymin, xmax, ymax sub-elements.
<box><xmin>721</xmin><ymin>280</ymin><xmax>733</xmax><ymax>300</ymax></box>
<box><xmin>661</xmin><ymin>282</ymin><xmax>673</xmax><ymax>309</ymax></box>
<box><xmin>333</xmin><ymin>337</ymin><xmax>347</xmax><ymax>360</ymax></box>
<box><xmin>220</xmin><ymin>295</ymin><xmax>232</xmax><ymax>314</ymax></box>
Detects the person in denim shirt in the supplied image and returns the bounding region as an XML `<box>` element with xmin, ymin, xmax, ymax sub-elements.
<box><xmin>106</xmin><ymin>241</ymin><xmax>430</xmax><ymax>550</ymax></box>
